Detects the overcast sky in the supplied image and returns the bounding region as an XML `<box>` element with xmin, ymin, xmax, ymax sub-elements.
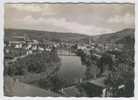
<box><xmin>5</xmin><ymin>3</ymin><xmax>134</xmax><ymax>35</ymax></box>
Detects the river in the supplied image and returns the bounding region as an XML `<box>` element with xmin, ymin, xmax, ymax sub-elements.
<box><xmin>57</xmin><ymin>55</ymin><xmax>86</xmax><ymax>84</ymax></box>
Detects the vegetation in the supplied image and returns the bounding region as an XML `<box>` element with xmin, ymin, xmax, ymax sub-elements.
<box><xmin>4</xmin><ymin>48</ymin><xmax>26</xmax><ymax>58</ymax></box>
<box><xmin>5</xmin><ymin>49</ymin><xmax>61</xmax><ymax>76</ymax></box>
<box><xmin>90</xmin><ymin>28</ymin><xmax>134</xmax><ymax>44</ymax></box>
<box><xmin>4</xmin><ymin>28</ymin><xmax>135</xmax><ymax>97</ymax></box>
<box><xmin>5</xmin><ymin>28</ymin><xmax>88</xmax><ymax>42</ymax></box>
<box><xmin>37</xmin><ymin>75</ymin><xmax>66</xmax><ymax>92</ymax></box>
<box><xmin>75</xmin><ymin>28</ymin><xmax>134</xmax><ymax>97</ymax></box>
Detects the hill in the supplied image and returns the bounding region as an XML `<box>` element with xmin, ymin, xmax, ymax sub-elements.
<box><xmin>91</xmin><ymin>28</ymin><xmax>135</xmax><ymax>44</ymax></box>
<box><xmin>4</xmin><ymin>28</ymin><xmax>135</xmax><ymax>47</ymax></box>
<box><xmin>4</xmin><ymin>29</ymin><xmax>88</xmax><ymax>42</ymax></box>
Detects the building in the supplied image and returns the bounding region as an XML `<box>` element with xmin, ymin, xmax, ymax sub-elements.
<box><xmin>9</xmin><ymin>36</ymin><xmax>26</xmax><ymax>48</ymax></box>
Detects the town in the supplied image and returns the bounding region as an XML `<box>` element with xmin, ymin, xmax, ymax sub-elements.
<box><xmin>4</xmin><ymin>28</ymin><xmax>134</xmax><ymax>97</ymax></box>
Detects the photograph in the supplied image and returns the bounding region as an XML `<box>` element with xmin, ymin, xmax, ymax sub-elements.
<box><xmin>4</xmin><ymin>3</ymin><xmax>135</xmax><ymax>97</ymax></box>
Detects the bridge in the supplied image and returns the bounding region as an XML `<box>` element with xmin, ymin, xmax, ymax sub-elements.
<box><xmin>57</xmin><ymin>49</ymin><xmax>76</xmax><ymax>56</ymax></box>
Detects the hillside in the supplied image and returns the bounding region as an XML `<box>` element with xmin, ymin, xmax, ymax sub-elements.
<box><xmin>4</xmin><ymin>29</ymin><xmax>88</xmax><ymax>42</ymax></box>
<box><xmin>91</xmin><ymin>28</ymin><xmax>135</xmax><ymax>44</ymax></box>
<box><xmin>4</xmin><ymin>28</ymin><xmax>135</xmax><ymax>46</ymax></box>
<box><xmin>4</xmin><ymin>76</ymin><xmax>61</xmax><ymax>97</ymax></box>
<box><xmin>93</xmin><ymin>28</ymin><xmax>135</xmax><ymax>65</ymax></box>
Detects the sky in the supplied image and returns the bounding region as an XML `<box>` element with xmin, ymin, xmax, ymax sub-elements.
<box><xmin>5</xmin><ymin>3</ymin><xmax>135</xmax><ymax>35</ymax></box>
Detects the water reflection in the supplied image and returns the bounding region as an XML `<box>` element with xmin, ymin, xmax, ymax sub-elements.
<box><xmin>57</xmin><ymin>56</ymin><xmax>86</xmax><ymax>84</ymax></box>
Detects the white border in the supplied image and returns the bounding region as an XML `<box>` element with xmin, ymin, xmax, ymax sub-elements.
<box><xmin>0</xmin><ymin>0</ymin><xmax>137</xmax><ymax>100</ymax></box>
<box><xmin>4</xmin><ymin>0</ymin><xmax>135</xmax><ymax>3</ymax></box>
<box><xmin>0</xmin><ymin>0</ymin><xmax>4</xmax><ymax>98</ymax></box>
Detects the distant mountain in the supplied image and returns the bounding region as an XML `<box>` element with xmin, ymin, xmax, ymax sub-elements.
<box><xmin>91</xmin><ymin>28</ymin><xmax>135</xmax><ymax>44</ymax></box>
<box><xmin>4</xmin><ymin>29</ymin><xmax>88</xmax><ymax>42</ymax></box>
<box><xmin>5</xmin><ymin>28</ymin><xmax>135</xmax><ymax>46</ymax></box>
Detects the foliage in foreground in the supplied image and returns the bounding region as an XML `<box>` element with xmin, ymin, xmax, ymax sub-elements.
<box><xmin>5</xmin><ymin>51</ymin><xmax>60</xmax><ymax>76</ymax></box>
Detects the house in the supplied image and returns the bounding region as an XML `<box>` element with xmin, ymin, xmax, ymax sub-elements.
<box><xmin>9</xmin><ymin>36</ymin><xmax>26</xmax><ymax>48</ymax></box>
<box><xmin>77</xmin><ymin>45</ymin><xmax>87</xmax><ymax>50</ymax></box>
<box><xmin>15</xmin><ymin>43</ymin><xmax>23</xmax><ymax>49</ymax></box>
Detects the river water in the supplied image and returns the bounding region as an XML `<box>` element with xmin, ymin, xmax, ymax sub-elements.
<box><xmin>57</xmin><ymin>55</ymin><xmax>86</xmax><ymax>83</ymax></box>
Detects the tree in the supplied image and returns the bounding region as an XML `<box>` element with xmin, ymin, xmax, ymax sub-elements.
<box><xmin>97</xmin><ymin>52</ymin><xmax>113</xmax><ymax>75</ymax></box>
<box><xmin>6</xmin><ymin>51</ymin><xmax>61</xmax><ymax>75</ymax></box>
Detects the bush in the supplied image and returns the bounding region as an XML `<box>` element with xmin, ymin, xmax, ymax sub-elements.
<box><xmin>6</xmin><ymin>51</ymin><xmax>60</xmax><ymax>75</ymax></box>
